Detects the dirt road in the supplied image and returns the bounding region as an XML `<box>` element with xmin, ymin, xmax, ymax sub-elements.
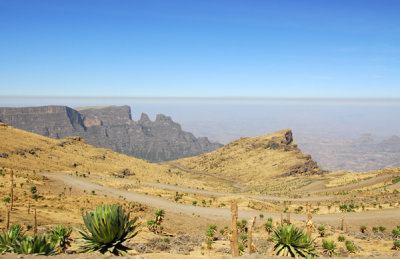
<box><xmin>90</xmin><ymin>174</ymin><xmax>336</xmax><ymax>202</ymax></box>
<box><xmin>43</xmin><ymin>172</ymin><xmax>400</xmax><ymax>228</ymax></box>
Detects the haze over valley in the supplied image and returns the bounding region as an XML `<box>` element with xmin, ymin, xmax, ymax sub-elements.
<box><xmin>2</xmin><ymin>96</ymin><xmax>400</xmax><ymax>172</ymax></box>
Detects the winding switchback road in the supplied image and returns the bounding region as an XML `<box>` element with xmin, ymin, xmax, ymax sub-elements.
<box><xmin>43</xmin><ymin>172</ymin><xmax>400</xmax><ymax>228</ymax></box>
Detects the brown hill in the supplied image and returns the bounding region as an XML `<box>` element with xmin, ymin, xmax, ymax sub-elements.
<box><xmin>0</xmin><ymin>122</ymin><xmax>225</xmax><ymax>190</ymax></box>
<box><xmin>173</xmin><ymin>129</ymin><xmax>324</xmax><ymax>187</ymax></box>
<box><xmin>0</xmin><ymin>122</ymin><xmax>161</xmax><ymax>177</ymax></box>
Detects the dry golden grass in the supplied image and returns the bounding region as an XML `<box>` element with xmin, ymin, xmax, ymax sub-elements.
<box><xmin>174</xmin><ymin>129</ymin><xmax>322</xmax><ymax>188</ymax></box>
<box><xmin>1</xmin><ymin>124</ymin><xmax>400</xmax><ymax>257</ymax></box>
<box><xmin>0</xmin><ymin>123</ymin><xmax>233</xmax><ymax>192</ymax></box>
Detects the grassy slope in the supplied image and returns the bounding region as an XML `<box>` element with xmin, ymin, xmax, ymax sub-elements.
<box><xmin>174</xmin><ymin>129</ymin><xmax>323</xmax><ymax>187</ymax></box>
<box><xmin>0</xmin><ymin>123</ymin><xmax>231</xmax><ymax>191</ymax></box>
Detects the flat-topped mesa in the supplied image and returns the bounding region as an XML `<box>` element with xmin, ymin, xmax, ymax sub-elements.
<box><xmin>0</xmin><ymin>105</ymin><xmax>85</xmax><ymax>138</ymax></box>
<box><xmin>76</xmin><ymin>105</ymin><xmax>132</xmax><ymax>126</ymax></box>
<box><xmin>0</xmin><ymin>105</ymin><xmax>223</xmax><ymax>162</ymax></box>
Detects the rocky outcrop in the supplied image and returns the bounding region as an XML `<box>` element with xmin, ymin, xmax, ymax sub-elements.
<box><xmin>0</xmin><ymin>106</ymin><xmax>86</xmax><ymax>138</ymax></box>
<box><xmin>77</xmin><ymin>105</ymin><xmax>132</xmax><ymax>126</ymax></box>
<box><xmin>0</xmin><ymin>105</ymin><xmax>223</xmax><ymax>162</ymax></box>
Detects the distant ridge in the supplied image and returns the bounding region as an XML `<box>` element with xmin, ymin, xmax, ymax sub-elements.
<box><xmin>0</xmin><ymin>105</ymin><xmax>222</xmax><ymax>162</ymax></box>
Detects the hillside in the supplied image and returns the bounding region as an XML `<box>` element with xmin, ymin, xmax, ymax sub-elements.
<box><xmin>174</xmin><ymin>129</ymin><xmax>324</xmax><ymax>188</ymax></box>
<box><xmin>0</xmin><ymin>105</ymin><xmax>223</xmax><ymax>162</ymax></box>
<box><xmin>1</xmin><ymin>123</ymin><xmax>400</xmax><ymax>258</ymax></box>
<box><xmin>0</xmin><ymin>123</ymin><xmax>229</xmax><ymax>191</ymax></box>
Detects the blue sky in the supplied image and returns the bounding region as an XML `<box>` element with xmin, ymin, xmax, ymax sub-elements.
<box><xmin>0</xmin><ymin>0</ymin><xmax>399</xmax><ymax>98</ymax></box>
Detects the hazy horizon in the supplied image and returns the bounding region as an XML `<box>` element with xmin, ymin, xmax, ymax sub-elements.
<box><xmin>1</xmin><ymin>96</ymin><xmax>399</xmax><ymax>143</ymax></box>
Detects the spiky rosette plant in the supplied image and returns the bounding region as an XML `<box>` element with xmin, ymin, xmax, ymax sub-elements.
<box><xmin>51</xmin><ymin>225</ymin><xmax>72</xmax><ymax>253</ymax></box>
<box><xmin>271</xmin><ymin>225</ymin><xmax>316</xmax><ymax>258</ymax></box>
<box><xmin>14</xmin><ymin>234</ymin><xmax>56</xmax><ymax>255</ymax></box>
<box><xmin>154</xmin><ymin>209</ymin><xmax>165</xmax><ymax>225</ymax></box>
<box><xmin>78</xmin><ymin>204</ymin><xmax>140</xmax><ymax>255</ymax></box>
<box><xmin>322</xmin><ymin>239</ymin><xmax>337</xmax><ymax>257</ymax></box>
<box><xmin>0</xmin><ymin>224</ymin><xmax>25</xmax><ymax>254</ymax></box>
<box><xmin>265</xmin><ymin>218</ymin><xmax>273</xmax><ymax>234</ymax></box>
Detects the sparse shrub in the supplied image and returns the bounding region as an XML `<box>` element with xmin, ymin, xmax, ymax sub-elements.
<box><xmin>318</xmin><ymin>225</ymin><xmax>325</xmax><ymax>237</ymax></box>
<box><xmin>219</xmin><ymin>226</ymin><xmax>228</xmax><ymax>236</ymax></box>
<box><xmin>372</xmin><ymin>226</ymin><xmax>378</xmax><ymax>234</ymax></box>
<box><xmin>339</xmin><ymin>204</ymin><xmax>347</xmax><ymax>212</ymax></box>
<box><xmin>379</xmin><ymin>226</ymin><xmax>386</xmax><ymax>232</ymax></box>
<box><xmin>192</xmin><ymin>201</ymin><xmax>197</xmax><ymax>206</ymax></box>
<box><xmin>392</xmin><ymin>228</ymin><xmax>400</xmax><ymax>238</ymax></box>
<box><xmin>271</xmin><ymin>225</ymin><xmax>316</xmax><ymax>257</ymax></box>
<box><xmin>50</xmin><ymin>225</ymin><xmax>72</xmax><ymax>253</ymax></box>
<box><xmin>338</xmin><ymin>235</ymin><xmax>345</xmax><ymax>242</ymax></box>
<box><xmin>239</xmin><ymin>232</ymin><xmax>248</xmax><ymax>243</ymax></box>
<box><xmin>237</xmin><ymin>219</ymin><xmax>247</xmax><ymax>233</ymax></box>
<box><xmin>30</xmin><ymin>186</ymin><xmax>37</xmax><ymax>194</ymax></box>
<box><xmin>163</xmin><ymin>237</ymin><xmax>169</xmax><ymax>243</ymax></box>
<box><xmin>78</xmin><ymin>204</ymin><xmax>139</xmax><ymax>255</ymax></box>
<box><xmin>30</xmin><ymin>194</ymin><xmax>38</xmax><ymax>201</ymax></box>
<box><xmin>265</xmin><ymin>218</ymin><xmax>273</xmax><ymax>233</ymax></box>
<box><xmin>393</xmin><ymin>240</ymin><xmax>400</xmax><ymax>250</ymax></box>
<box><xmin>360</xmin><ymin>225</ymin><xmax>367</xmax><ymax>233</ymax></box>
<box><xmin>147</xmin><ymin>219</ymin><xmax>158</xmax><ymax>233</ymax></box>
<box><xmin>295</xmin><ymin>206</ymin><xmax>303</xmax><ymax>214</ymax></box>
<box><xmin>205</xmin><ymin>224</ymin><xmax>217</xmax><ymax>249</ymax></box>
<box><xmin>174</xmin><ymin>192</ymin><xmax>183</xmax><ymax>202</ymax></box>
<box><xmin>322</xmin><ymin>239</ymin><xmax>337</xmax><ymax>257</ymax></box>
<box><xmin>345</xmin><ymin>240</ymin><xmax>355</xmax><ymax>253</ymax></box>
<box><xmin>238</xmin><ymin>242</ymin><xmax>245</xmax><ymax>255</ymax></box>
<box><xmin>259</xmin><ymin>214</ymin><xmax>264</xmax><ymax>219</ymax></box>
<box><xmin>155</xmin><ymin>209</ymin><xmax>165</xmax><ymax>225</ymax></box>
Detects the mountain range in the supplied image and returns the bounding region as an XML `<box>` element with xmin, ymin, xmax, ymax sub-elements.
<box><xmin>0</xmin><ymin>105</ymin><xmax>222</xmax><ymax>162</ymax></box>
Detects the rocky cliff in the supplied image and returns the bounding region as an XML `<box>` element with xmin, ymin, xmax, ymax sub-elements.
<box><xmin>0</xmin><ymin>105</ymin><xmax>222</xmax><ymax>162</ymax></box>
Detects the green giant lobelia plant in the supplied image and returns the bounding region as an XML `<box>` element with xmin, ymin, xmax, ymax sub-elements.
<box><xmin>78</xmin><ymin>204</ymin><xmax>139</xmax><ymax>255</ymax></box>
<box><xmin>271</xmin><ymin>225</ymin><xmax>316</xmax><ymax>257</ymax></box>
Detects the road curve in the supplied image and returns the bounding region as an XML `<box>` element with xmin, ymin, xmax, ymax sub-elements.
<box><xmin>43</xmin><ymin>172</ymin><xmax>400</xmax><ymax>228</ymax></box>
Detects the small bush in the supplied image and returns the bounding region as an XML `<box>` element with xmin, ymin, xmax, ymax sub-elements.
<box><xmin>345</xmin><ymin>240</ymin><xmax>355</xmax><ymax>253</ymax></box>
<box><xmin>265</xmin><ymin>218</ymin><xmax>273</xmax><ymax>233</ymax></box>
<box><xmin>30</xmin><ymin>186</ymin><xmax>37</xmax><ymax>193</ymax></box>
<box><xmin>360</xmin><ymin>225</ymin><xmax>367</xmax><ymax>233</ymax></box>
<box><xmin>392</xmin><ymin>228</ymin><xmax>400</xmax><ymax>238</ymax></box>
<box><xmin>338</xmin><ymin>235</ymin><xmax>345</xmax><ymax>242</ymax></box>
<box><xmin>393</xmin><ymin>240</ymin><xmax>400</xmax><ymax>250</ymax></box>
<box><xmin>318</xmin><ymin>225</ymin><xmax>325</xmax><ymax>237</ymax></box>
<box><xmin>322</xmin><ymin>239</ymin><xmax>337</xmax><ymax>257</ymax></box>
<box><xmin>50</xmin><ymin>225</ymin><xmax>72</xmax><ymax>253</ymax></box>
<box><xmin>379</xmin><ymin>226</ymin><xmax>386</xmax><ymax>232</ymax></box>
